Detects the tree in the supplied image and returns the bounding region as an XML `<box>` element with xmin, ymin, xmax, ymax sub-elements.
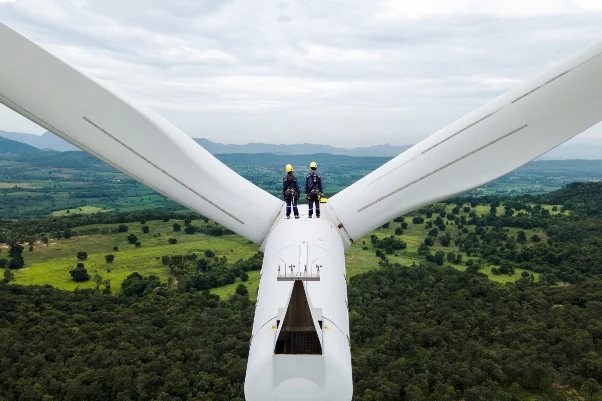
<box><xmin>63</xmin><ymin>228</ymin><xmax>72</xmax><ymax>239</ymax></box>
<box><xmin>102</xmin><ymin>279</ymin><xmax>111</xmax><ymax>294</ymax></box>
<box><xmin>142</xmin><ymin>225</ymin><xmax>150</xmax><ymax>234</ymax></box>
<box><xmin>530</xmin><ymin>234</ymin><xmax>541</xmax><ymax>243</ymax></box>
<box><xmin>105</xmin><ymin>254</ymin><xmax>115</xmax><ymax>263</ymax></box>
<box><xmin>517</xmin><ymin>231</ymin><xmax>527</xmax><ymax>244</ymax></box>
<box><xmin>8</xmin><ymin>255</ymin><xmax>24</xmax><ymax>269</ymax></box>
<box><xmin>412</xmin><ymin>216</ymin><xmax>425</xmax><ymax>224</ymax></box>
<box><xmin>0</xmin><ymin>259</ymin><xmax>8</xmax><ymax>268</ymax></box>
<box><xmin>77</xmin><ymin>251</ymin><xmax>88</xmax><ymax>261</ymax></box>
<box><xmin>184</xmin><ymin>225</ymin><xmax>196</xmax><ymax>234</ymax></box>
<box><xmin>9</xmin><ymin>242</ymin><xmax>24</xmax><ymax>256</ymax></box>
<box><xmin>447</xmin><ymin>252</ymin><xmax>456</xmax><ymax>263</ymax></box>
<box><xmin>235</xmin><ymin>284</ymin><xmax>249</xmax><ymax>296</ymax></box>
<box><xmin>42</xmin><ymin>236</ymin><xmax>49</xmax><ymax>246</ymax></box>
<box><xmin>582</xmin><ymin>379</ymin><xmax>601</xmax><ymax>401</ymax></box>
<box><xmin>405</xmin><ymin>385</ymin><xmax>425</xmax><ymax>401</ymax></box>
<box><xmin>424</xmin><ymin>237</ymin><xmax>434</xmax><ymax>246</ymax></box>
<box><xmin>440</xmin><ymin>235</ymin><xmax>451</xmax><ymax>247</ymax></box>
<box><xmin>241</xmin><ymin>272</ymin><xmax>249</xmax><ymax>282</ymax></box>
<box><xmin>395</xmin><ymin>227</ymin><xmax>403</xmax><ymax>235</ymax></box>
<box><xmin>381</xmin><ymin>222</ymin><xmax>390</xmax><ymax>229</ymax></box>
<box><xmin>434</xmin><ymin>251</ymin><xmax>445</xmax><ymax>265</ymax></box>
<box><xmin>113</xmin><ymin>246</ymin><xmax>119</xmax><ymax>251</ymax></box>
<box><xmin>127</xmin><ymin>234</ymin><xmax>138</xmax><ymax>244</ymax></box>
<box><xmin>168</xmin><ymin>238</ymin><xmax>177</xmax><ymax>244</ymax></box>
<box><xmin>173</xmin><ymin>223</ymin><xmax>181</xmax><ymax>232</ymax></box>
<box><xmin>69</xmin><ymin>265</ymin><xmax>90</xmax><ymax>282</ymax></box>
<box><xmin>93</xmin><ymin>273</ymin><xmax>103</xmax><ymax>290</ymax></box>
<box><xmin>3</xmin><ymin>269</ymin><xmax>15</xmax><ymax>283</ymax></box>
<box><xmin>135</xmin><ymin>241</ymin><xmax>142</xmax><ymax>248</ymax></box>
<box><xmin>205</xmin><ymin>249</ymin><xmax>215</xmax><ymax>258</ymax></box>
<box><xmin>118</xmin><ymin>225</ymin><xmax>129</xmax><ymax>232</ymax></box>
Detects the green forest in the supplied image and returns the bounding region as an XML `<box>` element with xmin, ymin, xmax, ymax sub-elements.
<box><xmin>4</xmin><ymin>144</ymin><xmax>602</xmax><ymax>219</ymax></box>
<box><xmin>2</xmin><ymin>140</ymin><xmax>602</xmax><ymax>400</ymax></box>
<box><xmin>1</xmin><ymin>182</ymin><xmax>602</xmax><ymax>399</ymax></box>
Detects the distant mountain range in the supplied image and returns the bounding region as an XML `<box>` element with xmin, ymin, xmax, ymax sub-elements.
<box><xmin>0</xmin><ymin>136</ymin><xmax>38</xmax><ymax>153</ymax></box>
<box><xmin>192</xmin><ymin>138</ymin><xmax>412</xmax><ymax>156</ymax></box>
<box><xmin>0</xmin><ymin>130</ymin><xmax>77</xmax><ymax>151</ymax></box>
<box><xmin>0</xmin><ymin>129</ymin><xmax>411</xmax><ymax>156</ymax></box>
<box><xmin>1</xmin><ymin>129</ymin><xmax>602</xmax><ymax>159</ymax></box>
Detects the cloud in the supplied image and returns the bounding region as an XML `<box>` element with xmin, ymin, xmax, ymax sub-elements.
<box><xmin>1</xmin><ymin>0</ymin><xmax>602</xmax><ymax>147</ymax></box>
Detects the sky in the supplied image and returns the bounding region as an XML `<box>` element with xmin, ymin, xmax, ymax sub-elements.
<box><xmin>1</xmin><ymin>0</ymin><xmax>602</xmax><ymax>147</ymax></box>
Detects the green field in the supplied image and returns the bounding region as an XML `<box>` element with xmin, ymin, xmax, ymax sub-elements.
<box><xmin>10</xmin><ymin>218</ymin><xmax>258</xmax><ymax>294</ymax></box>
<box><xmin>6</xmin><ymin>200</ymin><xmax>551</xmax><ymax>299</ymax></box>
<box><xmin>51</xmin><ymin>206</ymin><xmax>112</xmax><ymax>216</ymax></box>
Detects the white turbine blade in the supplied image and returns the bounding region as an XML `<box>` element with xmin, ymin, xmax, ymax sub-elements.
<box><xmin>0</xmin><ymin>22</ymin><xmax>282</xmax><ymax>243</ymax></box>
<box><xmin>329</xmin><ymin>40</ymin><xmax>602</xmax><ymax>244</ymax></box>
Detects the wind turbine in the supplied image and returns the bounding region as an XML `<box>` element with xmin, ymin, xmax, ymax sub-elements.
<box><xmin>2</xmin><ymin>22</ymin><xmax>602</xmax><ymax>401</ymax></box>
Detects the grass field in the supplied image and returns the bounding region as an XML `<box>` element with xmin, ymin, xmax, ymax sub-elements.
<box><xmin>11</xmin><ymin>218</ymin><xmax>258</xmax><ymax>294</ymax></box>
<box><xmin>51</xmin><ymin>206</ymin><xmax>112</xmax><ymax>216</ymax></box>
<box><xmin>5</xmin><ymin>201</ymin><xmax>553</xmax><ymax>299</ymax></box>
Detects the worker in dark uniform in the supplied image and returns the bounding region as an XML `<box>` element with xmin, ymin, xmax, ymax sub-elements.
<box><xmin>283</xmin><ymin>164</ymin><xmax>300</xmax><ymax>219</ymax></box>
<box><xmin>305</xmin><ymin>161</ymin><xmax>322</xmax><ymax>218</ymax></box>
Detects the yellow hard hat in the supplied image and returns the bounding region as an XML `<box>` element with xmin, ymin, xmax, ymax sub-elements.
<box><xmin>310</xmin><ymin>161</ymin><xmax>317</xmax><ymax>169</ymax></box>
<box><xmin>286</xmin><ymin>164</ymin><xmax>293</xmax><ymax>172</ymax></box>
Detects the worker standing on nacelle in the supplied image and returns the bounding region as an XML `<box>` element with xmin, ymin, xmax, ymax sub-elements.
<box><xmin>305</xmin><ymin>161</ymin><xmax>322</xmax><ymax>219</ymax></box>
<box><xmin>283</xmin><ymin>164</ymin><xmax>300</xmax><ymax>219</ymax></box>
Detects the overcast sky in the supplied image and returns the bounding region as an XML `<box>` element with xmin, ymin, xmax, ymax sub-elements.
<box><xmin>2</xmin><ymin>0</ymin><xmax>602</xmax><ymax>147</ymax></box>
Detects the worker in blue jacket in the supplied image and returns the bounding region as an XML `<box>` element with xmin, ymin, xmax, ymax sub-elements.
<box><xmin>283</xmin><ymin>164</ymin><xmax>300</xmax><ymax>219</ymax></box>
<box><xmin>305</xmin><ymin>161</ymin><xmax>322</xmax><ymax>218</ymax></box>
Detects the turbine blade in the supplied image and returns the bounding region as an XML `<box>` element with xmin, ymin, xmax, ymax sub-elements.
<box><xmin>329</xmin><ymin>40</ymin><xmax>602</xmax><ymax>243</ymax></box>
<box><xmin>0</xmin><ymin>23</ymin><xmax>283</xmax><ymax>244</ymax></box>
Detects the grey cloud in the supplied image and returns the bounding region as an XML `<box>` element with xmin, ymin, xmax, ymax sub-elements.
<box><xmin>1</xmin><ymin>1</ymin><xmax>602</xmax><ymax>146</ymax></box>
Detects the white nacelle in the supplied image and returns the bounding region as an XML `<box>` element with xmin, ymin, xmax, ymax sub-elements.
<box><xmin>245</xmin><ymin>205</ymin><xmax>353</xmax><ymax>401</ymax></box>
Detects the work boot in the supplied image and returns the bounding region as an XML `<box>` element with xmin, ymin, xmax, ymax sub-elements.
<box><xmin>286</xmin><ymin>216</ymin><xmax>290</xmax><ymax>219</ymax></box>
<box><xmin>294</xmin><ymin>216</ymin><xmax>300</xmax><ymax>219</ymax></box>
<box><xmin>308</xmin><ymin>215</ymin><xmax>313</xmax><ymax>219</ymax></box>
<box><xmin>316</xmin><ymin>216</ymin><xmax>320</xmax><ymax>218</ymax></box>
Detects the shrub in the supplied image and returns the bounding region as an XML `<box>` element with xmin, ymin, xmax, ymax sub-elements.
<box><xmin>70</xmin><ymin>265</ymin><xmax>90</xmax><ymax>282</ymax></box>
<box><xmin>235</xmin><ymin>284</ymin><xmax>249</xmax><ymax>296</ymax></box>
<box><xmin>204</xmin><ymin>249</ymin><xmax>215</xmax><ymax>258</ymax></box>
<box><xmin>76</xmin><ymin>251</ymin><xmax>88</xmax><ymax>261</ymax></box>
<box><xmin>142</xmin><ymin>226</ymin><xmax>149</xmax><ymax>234</ymax></box>
<box><xmin>173</xmin><ymin>223</ymin><xmax>181</xmax><ymax>232</ymax></box>
<box><xmin>118</xmin><ymin>225</ymin><xmax>128</xmax><ymax>232</ymax></box>
<box><xmin>168</xmin><ymin>238</ymin><xmax>177</xmax><ymax>244</ymax></box>
<box><xmin>127</xmin><ymin>234</ymin><xmax>138</xmax><ymax>244</ymax></box>
<box><xmin>105</xmin><ymin>254</ymin><xmax>115</xmax><ymax>263</ymax></box>
<box><xmin>412</xmin><ymin>216</ymin><xmax>424</xmax><ymax>224</ymax></box>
